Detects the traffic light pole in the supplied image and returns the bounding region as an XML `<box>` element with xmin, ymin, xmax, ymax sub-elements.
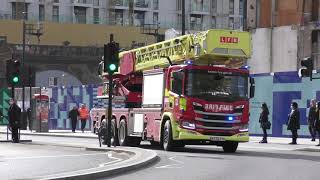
<box><xmin>107</xmin><ymin>74</ymin><xmax>113</xmax><ymax>147</ymax></box>
<box><xmin>107</xmin><ymin>34</ymin><xmax>114</xmax><ymax>148</ymax></box>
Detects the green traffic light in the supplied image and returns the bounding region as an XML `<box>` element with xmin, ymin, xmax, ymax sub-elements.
<box><xmin>12</xmin><ymin>76</ymin><xmax>20</xmax><ymax>84</ymax></box>
<box><xmin>109</xmin><ymin>64</ymin><xmax>116</xmax><ymax>71</ymax></box>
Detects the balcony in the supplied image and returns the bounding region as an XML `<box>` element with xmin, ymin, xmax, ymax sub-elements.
<box><xmin>190</xmin><ymin>3</ymin><xmax>210</xmax><ymax>15</ymax></box>
<box><xmin>72</xmin><ymin>0</ymin><xmax>93</xmax><ymax>8</ymax></box>
<box><xmin>134</xmin><ymin>0</ymin><xmax>150</xmax><ymax>11</ymax></box>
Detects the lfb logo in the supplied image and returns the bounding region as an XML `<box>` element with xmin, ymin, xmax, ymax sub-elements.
<box><xmin>220</xmin><ymin>36</ymin><xmax>239</xmax><ymax>44</ymax></box>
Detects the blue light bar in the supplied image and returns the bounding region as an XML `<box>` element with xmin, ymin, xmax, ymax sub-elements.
<box><xmin>185</xmin><ymin>60</ymin><xmax>193</xmax><ymax>65</ymax></box>
<box><xmin>228</xmin><ymin>116</ymin><xmax>234</xmax><ymax>121</ymax></box>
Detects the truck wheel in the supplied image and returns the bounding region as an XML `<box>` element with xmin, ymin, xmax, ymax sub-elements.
<box><xmin>118</xmin><ymin>119</ymin><xmax>129</xmax><ymax>146</ymax></box>
<box><xmin>111</xmin><ymin>119</ymin><xmax>119</xmax><ymax>146</ymax></box>
<box><xmin>222</xmin><ymin>142</ymin><xmax>238</xmax><ymax>153</ymax></box>
<box><xmin>162</xmin><ymin>120</ymin><xmax>175</xmax><ymax>151</ymax></box>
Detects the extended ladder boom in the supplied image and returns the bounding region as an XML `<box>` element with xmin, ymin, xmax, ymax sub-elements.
<box><xmin>119</xmin><ymin>29</ymin><xmax>251</xmax><ymax>74</ymax></box>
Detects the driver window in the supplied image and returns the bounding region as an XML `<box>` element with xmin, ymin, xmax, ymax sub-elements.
<box><xmin>171</xmin><ymin>71</ymin><xmax>183</xmax><ymax>95</ymax></box>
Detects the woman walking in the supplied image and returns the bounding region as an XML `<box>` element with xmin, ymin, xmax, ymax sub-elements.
<box><xmin>259</xmin><ymin>103</ymin><xmax>270</xmax><ymax>143</ymax></box>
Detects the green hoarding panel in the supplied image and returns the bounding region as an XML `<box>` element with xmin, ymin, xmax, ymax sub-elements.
<box><xmin>0</xmin><ymin>88</ymin><xmax>11</xmax><ymax>125</ymax></box>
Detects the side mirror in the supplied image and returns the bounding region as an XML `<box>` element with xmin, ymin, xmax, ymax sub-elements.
<box><xmin>249</xmin><ymin>77</ymin><xmax>255</xmax><ymax>98</ymax></box>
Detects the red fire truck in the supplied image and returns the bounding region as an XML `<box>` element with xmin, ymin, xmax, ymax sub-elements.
<box><xmin>94</xmin><ymin>29</ymin><xmax>254</xmax><ymax>152</ymax></box>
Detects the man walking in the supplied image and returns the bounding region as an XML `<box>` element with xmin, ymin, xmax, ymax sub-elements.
<box><xmin>78</xmin><ymin>104</ymin><xmax>89</xmax><ymax>133</ymax></box>
<box><xmin>8</xmin><ymin>99</ymin><xmax>21</xmax><ymax>143</ymax></box>
<box><xmin>308</xmin><ymin>99</ymin><xmax>317</xmax><ymax>141</ymax></box>
<box><xmin>287</xmin><ymin>102</ymin><xmax>300</xmax><ymax>144</ymax></box>
<box><xmin>68</xmin><ymin>106</ymin><xmax>79</xmax><ymax>133</ymax></box>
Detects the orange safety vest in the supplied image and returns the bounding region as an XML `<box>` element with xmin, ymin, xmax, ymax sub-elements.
<box><xmin>78</xmin><ymin>107</ymin><xmax>89</xmax><ymax>120</ymax></box>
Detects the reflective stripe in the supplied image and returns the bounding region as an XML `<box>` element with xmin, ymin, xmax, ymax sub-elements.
<box><xmin>194</xmin><ymin>110</ymin><xmax>242</xmax><ymax>116</ymax></box>
<box><xmin>196</xmin><ymin>125</ymin><xmax>238</xmax><ymax>130</ymax></box>
<box><xmin>195</xmin><ymin>117</ymin><xmax>240</xmax><ymax>123</ymax></box>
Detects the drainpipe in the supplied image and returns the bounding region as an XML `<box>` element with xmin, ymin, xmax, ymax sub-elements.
<box><xmin>270</xmin><ymin>0</ymin><xmax>275</xmax><ymax>73</ymax></box>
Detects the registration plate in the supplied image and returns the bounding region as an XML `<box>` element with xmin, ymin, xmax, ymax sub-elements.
<box><xmin>210</xmin><ymin>136</ymin><xmax>225</xmax><ymax>142</ymax></box>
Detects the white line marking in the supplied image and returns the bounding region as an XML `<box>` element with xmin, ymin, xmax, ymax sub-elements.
<box><xmin>4</xmin><ymin>153</ymin><xmax>107</xmax><ymax>160</ymax></box>
<box><xmin>239</xmin><ymin>145</ymin><xmax>293</xmax><ymax>151</ymax></box>
<box><xmin>155</xmin><ymin>156</ymin><xmax>184</xmax><ymax>169</ymax></box>
<box><xmin>98</xmin><ymin>153</ymin><xmax>123</xmax><ymax>167</ymax></box>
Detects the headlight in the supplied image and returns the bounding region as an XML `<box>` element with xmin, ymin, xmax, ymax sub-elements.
<box><xmin>181</xmin><ymin>121</ymin><xmax>196</xmax><ymax>130</ymax></box>
<box><xmin>239</xmin><ymin>124</ymin><xmax>248</xmax><ymax>132</ymax></box>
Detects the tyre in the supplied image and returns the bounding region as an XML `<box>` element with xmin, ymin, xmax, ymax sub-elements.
<box><xmin>118</xmin><ymin>119</ymin><xmax>129</xmax><ymax>146</ymax></box>
<box><xmin>111</xmin><ymin>119</ymin><xmax>119</xmax><ymax>146</ymax></box>
<box><xmin>162</xmin><ymin>120</ymin><xmax>175</xmax><ymax>151</ymax></box>
<box><xmin>222</xmin><ymin>142</ymin><xmax>238</xmax><ymax>153</ymax></box>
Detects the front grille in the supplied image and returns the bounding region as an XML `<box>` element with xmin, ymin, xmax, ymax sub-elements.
<box><xmin>194</xmin><ymin>110</ymin><xmax>239</xmax><ymax>130</ymax></box>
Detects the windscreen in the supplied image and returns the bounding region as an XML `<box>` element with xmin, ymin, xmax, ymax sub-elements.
<box><xmin>185</xmin><ymin>70</ymin><xmax>248</xmax><ymax>101</ymax></box>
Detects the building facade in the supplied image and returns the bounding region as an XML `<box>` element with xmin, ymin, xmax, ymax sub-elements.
<box><xmin>0</xmin><ymin>0</ymin><xmax>245</xmax><ymax>31</ymax></box>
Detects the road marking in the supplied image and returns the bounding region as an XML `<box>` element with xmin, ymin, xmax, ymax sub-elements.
<box><xmin>98</xmin><ymin>153</ymin><xmax>123</xmax><ymax>167</ymax></box>
<box><xmin>155</xmin><ymin>156</ymin><xmax>184</xmax><ymax>169</ymax></box>
<box><xmin>239</xmin><ymin>145</ymin><xmax>294</xmax><ymax>151</ymax></box>
<box><xmin>3</xmin><ymin>152</ymin><xmax>107</xmax><ymax>160</ymax></box>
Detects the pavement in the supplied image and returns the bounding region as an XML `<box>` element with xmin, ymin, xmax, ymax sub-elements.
<box><xmin>0</xmin><ymin>126</ymin><xmax>158</xmax><ymax>180</ymax></box>
<box><xmin>1</xmin><ymin>125</ymin><xmax>319</xmax><ymax>152</ymax></box>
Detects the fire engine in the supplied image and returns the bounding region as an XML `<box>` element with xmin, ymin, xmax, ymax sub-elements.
<box><xmin>94</xmin><ymin>29</ymin><xmax>254</xmax><ymax>152</ymax></box>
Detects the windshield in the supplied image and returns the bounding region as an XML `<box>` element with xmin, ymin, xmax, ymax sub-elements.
<box><xmin>185</xmin><ymin>70</ymin><xmax>248</xmax><ymax>101</ymax></box>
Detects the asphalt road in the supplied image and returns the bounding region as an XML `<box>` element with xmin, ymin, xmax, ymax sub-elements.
<box><xmin>0</xmin><ymin>142</ymin><xmax>122</xmax><ymax>180</ymax></box>
<box><xmin>2</xmin><ymin>135</ymin><xmax>320</xmax><ymax>180</ymax></box>
<box><xmin>104</xmin><ymin>143</ymin><xmax>320</xmax><ymax>180</ymax></box>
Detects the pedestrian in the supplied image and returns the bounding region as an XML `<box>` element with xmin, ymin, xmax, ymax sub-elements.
<box><xmin>90</xmin><ymin>104</ymin><xmax>98</xmax><ymax>134</ymax></box>
<box><xmin>259</xmin><ymin>103</ymin><xmax>270</xmax><ymax>143</ymax></box>
<box><xmin>68</xmin><ymin>106</ymin><xmax>79</xmax><ymax>133</ymax></box>
<box><xmin>287</xmin><ymin>102</ymin><xmax>300</xmax><ymax>144</ymax></box>
<box><xmin>78</xmin><ymin>104</ymin><xmax>89</xmax><ymax>133</ymax></box>
<box><xmin>314</xmin><ymin>102</ymin><xmax>320</xmax><ymax>146</ymax></box>
<box><xmin>27</xmin><ymin>107</ymin><xmax>32</xmax><ymax>132</ymax></box>
<box><xmin>308</xmin><ymin>99</ymin><xmax>317</xmax><ymax>141</ymax></box>
<box><xmin>8</xmin><ymin>99</ymin><xmax>21</xmax><ymax>143</ymax></box>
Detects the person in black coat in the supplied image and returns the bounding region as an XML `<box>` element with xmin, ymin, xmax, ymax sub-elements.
<box><xmin>308</xmin><ymin>99</ymin><xmax>317</xmax><ymax>141</ymax></box>
<box><xmin>287</xmin><ymin>102</ymin><xmax>300</xmax><ymax>144</ymax></box>
<box><xmin>8</xmin><ymin>99</ymin><xmax>21</xmax><ymax>143</ymax></box>
<box><xmin>314</xmin><ymin>102</ymin><xmax>320</xmax><ymax>146</ymax></box>
<box><xmin>68</xmin><ymin>106</ymin><xmax>79</xmax><ymax>133</ymax></box>
<box><xmin>259</xmin><ymin>103</ymin><xmax>270</xmax><ymax>143</ymax></box>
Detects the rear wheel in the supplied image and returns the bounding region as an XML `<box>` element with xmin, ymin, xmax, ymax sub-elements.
<box><xmin>118</xmin><ymin>119</ymin><xmax>129</xmax><ymax>146</ymax></box>
<box><xmin>222</xmin><ymin>142</ymin><xmax>238</xmax><ymax>153</ymax></box>
<box><xmin>162</xmin><ymin>120</ymin><xmax>175</xmax><ymax>151</ymax></box>
<box><xmin>118</xmin><ymin>119</ymin><xmax>141</xmax><ymax>147</ymax></box>
<box><xmin>110</xmin><ymin>119</ymin><xmax>119</xmax><ymax>146</ymax></box>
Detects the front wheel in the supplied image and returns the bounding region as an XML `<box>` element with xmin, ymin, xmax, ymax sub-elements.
<box><xmin>162</xmin><ymin>120</ymin><xmax>175</xmax><ymax>151</ymax></box>
<box><xmin>222</xmin><ymin>142</ymin><xmax>239</xmax><ymax>153</ymax></box>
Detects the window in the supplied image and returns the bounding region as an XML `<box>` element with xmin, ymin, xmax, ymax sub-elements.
<box><xmin>52</xmin><ymin>6</ymin><xmax>59</xmax><ymax>22</ymax></box>
<box><xmin>171</xmin><ymin>71</ymin><xmax>183</xmax><ymax>95</ymax></box>
<box><xmin>177</xmin><ymin>0</ymin><xmax>182</xmax><ymax>11</ymax></box>
<box><xmin>153</xmin><ymin>12</ymin><xmax>158</xmax><ymax>23</ymax></box>
<box><xmin>134</xmin><ymin>12</ymin><xmax>145</xmax><ymax>26</ymax></box>
<box><xmin>229</xmin><ymin>17</ymin><xmax>234</xmax><ymax>29</ymax></box>
<box><xmin>190</xmin><ymin>15</ymin><xmax>203</xmax><ymax>30</ymax></box>
<box><xmin>212</xmin><ymin>0</ymin><xmax>217</xmax><ymax>13</ymax></box>
<box><xmin>93</xmin><ymin>8</ymin><xmax>99</xmax><ymax>24</ymax></box>
<box><xmin>39</xmin><ymin>5</ymin><xmax>45</xmax><ymax>21</ymax></box>
<box><xmin>153</xmin><ymin>0</ymin><xmax>159</xmax><ymax>10</ymax></box>
<box><xmin>229</xmin><ymin>0</ymin><xmax>234</xmax><ymax>14</ymax></box>
<box><xmin>93</xmin><ymin>0</ymin><xmax>99</xmax><ymax>6</ymax></box>
<box><xmin>239</xmin><ymin>0</ymin><xmax>243</xmax><ymax>16</ymax></box>
<box><xmin>212</xmin><ymin>16</ymin><xmax>216</xmax><ymax>28</ymax></box>
<box><xmin>12</xmin><ymin>2</ymin><xmax>28</xmax><ymax>20</ymax></box>
<box><xmin>53</xmin><ymin>0</ymin><xmax>59</xmax><ymax>3</ymax></box>
<box><xmin>115</xmin><ymin>10</ymin><xmax>123</xmax><ymax>25</ymax></box>
<box><xmin>74</xmin><ymin>7</ymin><xmax>87</xmax><ymax>24</ymax></box>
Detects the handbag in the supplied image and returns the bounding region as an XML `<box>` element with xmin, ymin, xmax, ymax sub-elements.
<box><xmin>265</xmin><ymin>121</ymin><xmax>271</xmax><ymax>129</ymax></box>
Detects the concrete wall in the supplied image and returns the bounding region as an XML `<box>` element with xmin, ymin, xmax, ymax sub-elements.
<box><xmin>36</xmin><ymin>70</ymin><xmax>82</xmax><ymax>87</ymax></box>
<box><xmin>0</xmin><ymin>20</ymin><xmax>156</xmax><ymax>47</ymax></box>
<box><xmin>249</xmin><ymin>26</ymin><xmax>298</xmax><ymax>74</ymax></box>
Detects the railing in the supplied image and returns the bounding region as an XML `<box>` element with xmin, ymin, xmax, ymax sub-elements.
<box><xmin>10</xmin><ymin>44</ymin><xmax>103</xmax><ymax>57</ymax></box>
